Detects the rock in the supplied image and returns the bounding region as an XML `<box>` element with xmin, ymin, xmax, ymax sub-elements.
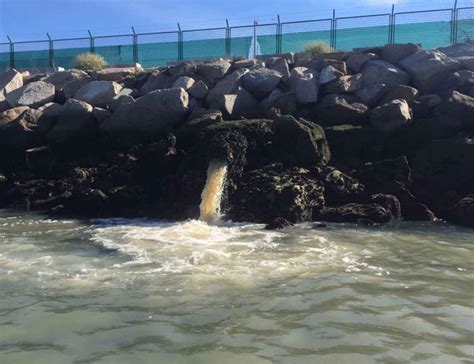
<box><xmin>361</xmin><ymin>60</ymin><xmax>410</xmax><ymax>89</ymax></box>
<box><xmin>0</xmin><ymin>91</ymin><xmax>9</xmax><ymax>113</ymax></box>
<box><xmin>434</xmin><ymin>90</ymin><xmax>474</xmax><ymax>130</ymax></box>
<box><xmin>92</xmin><ymin>107</ymin><xmax>111</xmax><ymax>122</ymax></box>
<box><xmin>261</xmin><ymin>88</ymin><xmax>296</xmax><ymax>116</ymax></box>
<box><xmin>109</xmin><ymin>93</ymin><xmax>134</xmax><ymax>112</ymax></box>
<box><xmin>188</xmin><ymin>80</ymin><xmax>209</xmax><ymax>99</ymax></box>
<box><xmin>233</xmin><ymin>59</ymin><xmax>259</xmax><ymax>69</ymax></box>
<box><xmin>171</xmin><ymin>76</ymin><xmax>195</xmax><ymax>91</ymax></box>
<box><xmin>448</xmin><ymin>196</ymin><xmax>474</xmax><ymax>228</ymax></box>
<box><xmin>44</xmin><ymin>69</ymin><xmax>89</xmax><ymax>90</ymax></box>
<box><xmin>139</xmin><ymin>70</ymin><xmax>172</xmax><ymax>95</ymax></box>
<box><xmin>309</xmin><ymin>59</ymin><xmax>347</xmax><ymax>74</ymax></box>
<box><xmin>370</xmin><ymin>99</ymin><xmax>412</xmax><ymax>133</ymax></box>
<box><xmin>381</xmin><ymin>43</ymin><xmax>420</xmax><ymax>64</ymax></box>
<box><xmin>212</xmin><ymin>87</ymin><xmax>261</xmax><ymax>119</ymax></box>
<box><xmin>273</xmin><ymin>115</ymin><xmax>330</xmax><ymax>166</ymax></box>
<box><xmin>315</xmin><ymin>203</ymin><xmax>394</xmax><ymax>225</ymax></box>
<box><xmin>346</xmin><ymin>52</ymin><xmax>378</xmax><ymax>73</ymax></box>
<box><xmin>196</xmin><ymin>60</ymin><xmax>232</xmax><ymax>85</ymax></box>
<box><xmin>265</xmin><ymin>217</ymin><xmax>292</xmax><ymax>230</ymax></box>
<box><xmin>437</xmin><ymin>41</ymin><xmax>474</xmax><ymax>59</ymax></box>
<box><xmin>413</xmin><ymin>94</ymin><xmax>441</xmax><ymax>118</ymax></box>
<box><xmin>94</xmin><ymin>66</ymin><xmax>138</xmax><ymax>81</ymax></box>
<box><xmin>100</xmin><ymin>88</ymin><xmax>189</xmax><ymax>136</ymax></box>
<box><xmin>322</xmin><ymin>167</ymin><xmax>365</xmax><ymax>205</ymax></box>
<box><xmin>370</xmin><ymin>194</ymin><xmax>401</xmax><ymax>220</ymax></box>
<box><xmin>442</xmin><ymin>69</ymin><xmax>474</xmax><ymax>95</ymax></box>
<box><xmin>355</xmin><ymin>83</ymin><xmax>387</xmax><ymax>107</ymax></box>
<box><xmin>74</xmin><ymin>80</ymin><xmax>122</xmax><ymax>108</ymax></box>
<box><xmin>228</xmin><ymin>165</ymin><xmax>325</xmax><ymax>223</ymax></box>
<box><xmin>412</xmin><ymin>137</ymin><xmax>474</xmax><ymax>219</ymax></box>
<box><xmin>315</xmin><ymin>94</ymin><xmax>369</xmax><ymax>125</ymax></box>
<box><xmin>6</xmin><ymin>81</ymin><xmax>55</xmax><ymax>108</ymax></box>
<box><xmin>0</xmin><ymin>106</ymin><xmax>43</xmax><ymax>151</ymax></box>
<box><xmin>289</xmin><ymin>67</ymin><xmax>318</xmax><ymax>104</ymax></box>
<box><xmin>62</xmin><ymin>75</ymin><xmax>93</xmax><ymax>99</ymax></box>
<box><xmin>267</xmin><ymin>57</ymin><xmax>291</xmax><ymax>82</ymax></box>
<box><xmin>25</xmin><ymin>145</ymin><xmax>54</xmax><ymax>172</ymax></box>
<box><xmin>36</xmin><ymin>102</ymin><xmax>62</xmax><ymax>134</ymax></box>
<box><xmin>207</xmin><ymin>68</ymin><xmax>248</xmax><ymax>105</ymax></box>
<box><xmin>459</xmin><ymin>57</ymin><xmax>474</xmax><ymax>72</ymax></box>
<box><xmin>168</xmin><ymin>62</ymin><xmax>196</xmax><ymax>78</ymax></box>
<box><xmin>379</xmin><ymin>85</ymin><xmax>419</xmax><ymax>105</ymax></box>
<box><xmin>0</xmin><ymin>106</ymin><xmax>30</xmax><ymax>127</ymax></box>
<box><xmin>399</xmin><ymin>50</ymin><xmax>461</xmax><ymax>93</ymax></box>
<box><xmin>323</xmin><ymin>74</ymin><xmax>362</xmax><ymax>94</ymax></box>
<box><xmin>319</xmin><ymin>66</ymin><xmax>344</xmax><ymax>85</ymax></box>
<box><xmin>0</xmin><ymin>69</ymin><xmax>23</xmax><ymax>95</ymax></box>
<box><xmin>46</xmin><ymin>99</ymin><xmax>95</xmax><ymax>141</ymax></box>
<box><xmin>241</xmin><ymin>68</ymin><xmax>282</xmax><ymax>99</ymax></box>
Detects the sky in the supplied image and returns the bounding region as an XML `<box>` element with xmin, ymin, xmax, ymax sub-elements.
<box><xmin>0</xmin><ymin>0</ymin><xmax>471</xmax><ymax>41</ymax></box>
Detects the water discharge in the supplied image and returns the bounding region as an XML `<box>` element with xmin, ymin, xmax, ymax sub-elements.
<box><xmin>199</xmin><ymin>160</ymin><xmax>228</xmax><ymax>224</ymax></box>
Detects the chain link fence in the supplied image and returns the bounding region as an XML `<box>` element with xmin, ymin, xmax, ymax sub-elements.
<box><xmin>1</xmin><ymin>3</ymin><xmax>473</xmax><ymax>71</ymax></box>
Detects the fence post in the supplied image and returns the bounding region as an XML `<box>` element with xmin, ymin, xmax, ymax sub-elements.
<box><xmin>277</xmin><ymin>14</ymin><xmax>282</xmax><ymax>54</ymax></box>
<box><xmin>389</xmin><ymin>4</ymin><xmax>395</xmax><ymax>44</ymax></box>
<box><xmin>226</xmin><ymin>19</ymin><xmax>231</xmax><ymax>58</ymax></box>
<box><xmin>46</xmin><ymin>33</ymin><xmax>54</xmax><ymax>68</ymax></box>
<box><xmin>331</xmin><ymin>9</ymin><xmax>336</xmax><ymax>50</ymax></box>
<box><xmin>88</xmin><ymin>30</ymin><xmax>95</xmax><ymax>53</ymax></box>
<box><xmin>177</xmin><ymin>23</ymin><xmax>183</xmax><ymax>61</ymax></box>
<box><xmin>451</xmin><ymin>0</ymin><xmax>458</xmax><ymax>44</ymax></box>
<box><xmin>7</xmin><ymin>35</ymin><xmax>14</xmax><ymax>69</ymax></box>
<box><xmin>131</xmin><ymin>26</ymin><xmax>138</xmax><ymax>64</ymax></box>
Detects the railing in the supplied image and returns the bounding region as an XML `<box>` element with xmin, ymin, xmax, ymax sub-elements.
<box><xmin>0</xmin><ymin>2</ymin><xmax>473</xmax><ymax>71</ymax></box>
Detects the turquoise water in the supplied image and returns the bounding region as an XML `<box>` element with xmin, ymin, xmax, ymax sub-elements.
<box><xmin>0</xmin><ymin>20</ymin><xmax>473</xmax><ymax>70</ymax></box>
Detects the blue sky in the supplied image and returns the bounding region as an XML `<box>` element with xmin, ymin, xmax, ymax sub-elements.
<box><xmin>0</xmin><ymin>0</ymin><xmax>468</xmax><ymax>41</ymax></box>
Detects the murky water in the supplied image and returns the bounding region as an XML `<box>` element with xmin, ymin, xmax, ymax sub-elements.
<box><xmin>0</xmin><ymin>210</ymin><xmax>473</xmax><ymax>363</ymax></box>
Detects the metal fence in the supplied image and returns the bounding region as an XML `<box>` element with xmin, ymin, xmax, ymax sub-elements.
<box><xmin>1</xmin><ymin>2</ymin><xmax>473</xmax><ymax>71</ymax></box>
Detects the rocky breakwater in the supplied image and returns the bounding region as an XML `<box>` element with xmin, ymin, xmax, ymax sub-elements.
<box><xmin>0</xmin><ymin>42</ymin><xmax>473</xmax><ymax>228</ymax></box>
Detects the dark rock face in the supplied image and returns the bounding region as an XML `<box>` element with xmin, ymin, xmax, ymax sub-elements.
<box><xmin>448</xmin><ymin>196</ymin><xmax>474</xmax><ymax>228</ymax></box>
<box><xmin>315</xmin><ymin>203</ymin><xmax>395</xmax><ymax>225</ymax></box>
<box><xmin>314</xmin><ymin>94</ymin><xmax>369</xmax><ymax>126</ymax></box>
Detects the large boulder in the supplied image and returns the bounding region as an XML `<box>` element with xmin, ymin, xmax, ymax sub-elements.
<box><xmin>0</xmin><ymin>91</ymin><xmax>9</xmax><ymax>113</ymax></box>
<box><xmin>0</xmin><ymin>106</ymin><xmax>43</xmax><ymax>152</ymax></box>
<box><xmin>171</xmin><ymin>76</ymin><xmax>195</xmax><ymax>91</ymax></box>
<box><xmin>46</xmin><ymin>99</ymin><xmax>95</xmax><ymax>141</ymax></box>
<box><xmin>379</xmin><ymin>85</ymin><xmax>419</xmax><ymax>105</ymax></box>
<box><xmin>6</xmin><ymin>81</ymin><xmax>55</xmax><ymax>108</ymax></box>
<box><xmin>100</xmin><ymin>88</ymin><xmax>189</xmax><ymax>136</ymax></box>
<box><xmin>74</xmin><ymin>80</ymin><xmax>122</xmax><ymax>108</ymax></box>
<box><xmin>399</xmin><ymin>50</ymin><xmax>460</xmax><ymax>93</ymax></box>
<box><xmin>361</xmin><ymin>60</ymin><xmax>410</xmax><ymax>89</ymax></box>
<box><xmin>266</xmin><ymin>57</ymin><xmax>291</xmax><ymax>82</ymax></box>
<box><xmin>272</xmin><ymin>115</ymin><xmax>330</xmax><ymax>166</ymax></box>
<box><xmin>188</xmin><ymin>80</ymin><xmax>208</xmax><ymax>100</ymax></box>
<box><xmin>448</xmin><ymin>196</ymin><xmax>474</xmax><ymax>228</ymax></box>
<box><xmin>434</xmin><ymin>90</ymin><xmax>474</xmax><ymax>130</ymax></box>
<box><xmin>206</xmin><ymin>68</ymin><xmax>248</xmax><ymax>105</ymax></box>
<box><xmin>346</xmin><ymin>52</ymin><xmax>378</xmax><ymax>73</ymax></box>
<box><xmin>289</xmin><ymin>67</ymin><xmax>319</xmax><ymax>104</ymax></box>
<box><xmin>322</xmin><ymin>74</ymin><xmax>362</xmax><ymax>94</ymax></box>
<box><xmin>319</xmin><ymin>65</ymin><xmax>344</xmax><ymax>85</ymax></box>
<box><xmin>139</xmin><ymin>70</ymin><xmax>172</xmax><ymax>95</ymax></box>
<box><xmin>212</xmin><ymin>87</ymin><xmax>261</xmax><ymax>119</ymax></box>
<box><xmin>94</xmin><ymin>66</ymin><xmax>138</xmax><ymax>82</ymax></box>
<box><xmin>380</xmin><ymin>43</ymin><xmax>420</xmax><ymax>64</ymax></box>
<box><xmin>315</xmin><ymin>203</ymin><xmax>394</xmax><ymax>225</ymax></box>
<box><xmin>241</xmin><ymin>68</ymin><xmax>282</xmax><ymax>99</ymax></box>
<box><xmin>196</xmin><ymin>60</ymin><xmax>231</xmax><ymax>85</ymax></box>
<box><xmin>45</xmin><ymin>69</ymin><xmax>92</xmax><ymax>100</ymax></box>
<box><xmin>370</xmin><ymin>99</ymin><xmax>412</xmax><ymax>133</ymax></box>
<box><xmin>314</xmin><ymin>94</ymin><xmax>369</xmax><ymax>125</ymax></box>
<box><xmin>355</xmin><ymin>83</ymin><xmax>387</xmax><ymax>107</ymax></box>
<box><xmin>261</xmin><ymin>88</ymin><xmax>296</xmax><ymax>116</ymax></box>
<box><xmin>0</xmin><ymin>69</ymin><xmax>23</xmax><ymax>96</ymax></box>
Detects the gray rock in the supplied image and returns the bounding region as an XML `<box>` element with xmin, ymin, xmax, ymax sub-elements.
<box><xmin>140</xmin><ymin>70</ymin><xmax>172</xmax><ymax>95</ymax></box>
<box><xmin>92</xmin><ymin>107</ymin><xmax>111</xmax><ymax>122</ymax></box>
<box><xmin>355</xmin><ymin>83</ymin><xmax>387</xmax><ymax>107</ymax></box>
<box><xmin>188</xmin><ymin>80</ymin><xmax>209</xmax><ymax>99</ymax></box>
<box><xmin>361</xmin><ymin>60</ymin><xmax>410</xmax><ymax>89</ymax></box>
<box><xmin>74</xmin><ymin>80</ymin><xmax>122</xmax><ymax>108</ymax></box>
<box><xmin>44</xmin><ymin>69</ymin><xmax>89</xmax><ymax>90</ymax></box>
<box><xmin>101</xmin><ymin>88</ymin><xmax>189</xmax><ymax>135</ymax></box>
<box><xmin>233</xmin><ymin>59</ymin><xmax>259</xmax><ymax>69</ymax></box>
<box><xmin>309</xmin><ymin>59</ymin><xmax>347</xmax><ymax>74</ymax></box>
<box><xmin>94</xmin><ymin>67</ymin><xmax>138</xmax><ymax>81</ymax></box>
<box><xmin>370</xmin><ymin>99</ymin><xmax>412</xmax><ymax>133</ymax></box>
<box><xmin>289</xmin><ymin>67</ymin><xmax>319</xmax><ymax>104</ymax></box>
<box><xmin>315</xmin><ymin>94</ymin><xmax>369</xmax><ymax>125</ymax></box>
<box><xmin>434</xmin><ymin>90</ymin><xmax>474</xmax><ymax>130</ymax></box>
<box><xmin>323</xmin><ymin>74</ymin><xmax>362</xmax><ymax>94</ymax></box>
<box><xmin>207</xmin><ymin>68</ymin><xmax>248</xmax><ymax>105</ymax></box>
<box><xmin>261</xmin><ymin>88</ymin><xmax>296</xmax><ymax>116</ymax></box>
<box><xmin>6</xmin><ymin>81</ymin><xmax>55</xmax><ymax>108</ymax></box>
<box><xmin>399</xmin><ymin>50</ymin><xmax>460</xmax><ymax>93</ymax></box>
<box><xmin>319</xmin><ymin>66</ymin><xmax>344</xmax><ymax>85</ymax></box>
<box><xmin>62</xmin><ymin>75</ymin><xmax>93</xmax><ymax>99</ymax></box>
<box><xmin>0</xmin><ymin>69</ymin><xmax>23</xmax><ymax>95</ymax></box>
<box><xmin>381</xmin><ymin>43</ymin><xmax>420</xmax><ymax>64</ymax></box>
<box><xmin>379</xmin><ymin>85</ymin><xmax>419</xmax><ymax>105</ymax></box>
<box><xmin>241</xmin><ymin>68</ymin><xmax>282</xmax><ymax>98</ymax></box>
<box><xmin>171</xmin><ymin>76</ymin><xmax>195</xmax><ymax>90</ymax></box>
<box><xmin>0</xmin><ymin>106</ymin><xmax>43</xmax><ymax>150</ymax></box>
<box><xmin>267</xmin><ymin>57</ymin><xmax>291</xmax><ymax>82</ymax></box>
<box><xmin>109</xmin><ymin>94</ymin><xmax>134</xmax><ymax>112</ymax></box>
<box><xmin>212</xmin><ymin>87</ymin><xmax>261</xmax><ymax>119</ymax></box>
<box><xmin>47</xmin><ymin>98</ymin><xmax>94</xmax><ymax>141</ymax></box>
<box><xmin>459</xmin><ymin>57</ymin><xmax>474</xmax><ymax>72</ymax></box>
<box><xmin>346</xmin><ymin>52</ymin><xmax>378</xmax><ymax>73</ymax></box>
<box><xmin>437</xmin><ymin>42</ymin><xmax>474</xmax><ymax>59</ymax></box>
<box><xmin>418</xmin><ymin>94</ymin><xmax>441</xmax><ymax>108</ymax></box>
<box><xmin>0</xmin><ymin>91</ymin><xmax>9</xmax><ymax>113</ymax></box>
<box><xmin>196</xmin><ymin>60</ymin><xmax>231</xmax><ymax>84</ymax></box>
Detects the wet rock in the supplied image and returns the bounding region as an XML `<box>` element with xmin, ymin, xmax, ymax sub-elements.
<box><xmin>289</xmin><ymin>67</ymin><xmax>319</xmax><ymax>104</ymax></box>
<box><xmin>370</xmin><ymin>194</ymin><xmax>401</xmax><ymax>220</ymax></box>
<box><xmin>315</xmin><ymin>203</ymin><xmax>394</xmax><ymax>225</ymax></box>
<box><xmin>321</xmin><ymin>167</ymin><xmax>365</xmax><ymax>205</ymax></box>
<box><xmin>346</xmin><ymin>52</ymin><xmax>378</xmax><ymax>73</ymax></box>
<box><xmin>74</xmin><ymin>80</ymin><xmax>122</xmax><ymax>108</ymax></box>
<box><xmin>399</xmin><ymin>50</ymin><xmax>460</xmax><ymax>93</ymax></box>
<box><xmin>241</xmin><ymin>68</ymin><xmax>282</xmax><ymax>99</ymax></box>
<box><xmin>448</xmin><ymin>195</ymin><xmax>474</xmax><ymax>228</ymax></box>
<box><xmin>381</xmin><ymin>43</ymin><xmax>420</xmax><ymax>64</ymax></box>
<box><xmin>6</xmin><ymin>81</ymin><xmax>55</xmax><ymax>108</ymax></box>
<box><xmin>101</xmin><ymin>88</ymin><xmax>188</xmax><ymax>136</ymax></box>
<box><xmin>265</xmin><ymin>217</ymin><xmax>292</xmax><ymax>230</ymax></box>
<box><xmin>315</xmin><ymin>94</ymin><xmax>369</xmax><ymax>125</ymax></box>
<box><xmin>361</xmin><ymin>60</ymin><xmax>410</xmax><ymax>89</ymax></box>
<box><xmin>273</xmin><ymin>115</ymin><xmax>330</xmax><ymax>167</ymax></box>
<box><xmin>370</xmin><ymin>99</ymin><xmax>412</xmax><ymax>134</ymax></box>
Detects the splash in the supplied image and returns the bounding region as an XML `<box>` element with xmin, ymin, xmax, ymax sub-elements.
<box><xmin>199</xmin><ymin>160</ymin><xmax>228</xmax><ymax>224</ymax></box>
